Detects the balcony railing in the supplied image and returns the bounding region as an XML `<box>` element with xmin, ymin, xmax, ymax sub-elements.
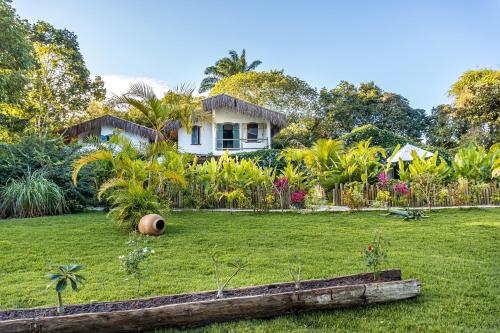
<box><xmin>216</xmin><ymin>138</ymin><xmax>269</xmax><ymax>150</ymax></box>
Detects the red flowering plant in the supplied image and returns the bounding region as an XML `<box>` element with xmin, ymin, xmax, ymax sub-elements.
<box><xmin>291</xmin><ymin>191</ymin><xmax>306</xmax><ymax>208</ymax></box>
<box><xmin>363</xmin><ymin>232</ymin><xmax>389</xmax><ymax>281</ymax></box>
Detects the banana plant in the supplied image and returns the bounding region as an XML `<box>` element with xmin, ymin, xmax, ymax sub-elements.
<box><xmin>47</xmin><ymin>264</ymin><xmax>85</xmax><ymax>314</ymax></box>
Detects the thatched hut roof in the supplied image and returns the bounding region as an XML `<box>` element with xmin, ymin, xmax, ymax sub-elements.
<box><xmin>61</xmin><ymin>115</ymin><xmax>158</xmax><ymax>141</ymax></box>
<box><xmin>165</xmin><ymin>94</ymin><xmax>287</xmax><ymax>132</ymax></box>
<box><xmin>202</xmin><ymin>94</ymin><xmax>287</xmax><ymax>127</ymax></box>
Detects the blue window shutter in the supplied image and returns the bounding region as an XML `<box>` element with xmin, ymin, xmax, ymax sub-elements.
<box><xmin>216</xmin><ymin>124</ymin><xmax>223</xmax><ymax>149</ymax></box>
<box><xmin>233</xmin><ymin>123</ymin><xmax>240</xmax><ymax>149</ymax></box>
<box><xmin>191</xmin><ymin>126</ymin><xmax>199</xmax><ymax>144</ymax></box>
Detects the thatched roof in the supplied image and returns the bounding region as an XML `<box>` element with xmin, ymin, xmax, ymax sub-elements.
<box><xmin>61</xmin><ymin>115</ymin><xmax>158</xmax><ymax>141</ymax></box>
<box><xmin>203</xmin><ymin>94</ymin><xmax>287</xmax><ymax>127</ymax></box>
<box><xmin>164</xmin><ymin>94</ymin><xmax>287</xmax><ymax>132</ymax></box>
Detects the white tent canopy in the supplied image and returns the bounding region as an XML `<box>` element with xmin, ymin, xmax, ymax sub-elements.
<box><xmin>389</xmin><ymin>143</ymin><xmax>434</xmax><ymax>163</ymax></box>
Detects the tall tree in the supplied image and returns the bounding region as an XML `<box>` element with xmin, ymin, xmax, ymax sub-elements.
<box><xmin>199</xmin><ymin>49</ymin><xmax>262</xmax><ymax>93</ymax></box>
<box><xmin>448</xmin><ymin>69</ymin><xmax>499</xmax><ymax>147</ymax></box>
<box><xmin>28</xmin><ymin>21</ymin><xmax>106</xmax><ymax>132</ymax></box>
<box><xmin>317</xmin><ymin>81</ymin><xmax>429</xmax><ymax>140</ymax></box>
<box><xmin>0</xmin><ymin>0</ymin><xmax>35</xmax><ymax>104</ymax></box>
<box><xmin>426</xmin><ymin>104</ymin><xmax>470</xmax><ymax>149</ymax></box>
<box><xmin>0</xmin><ymin>0</ymin><xmax>36</xmax><ymax>141</ymax></box>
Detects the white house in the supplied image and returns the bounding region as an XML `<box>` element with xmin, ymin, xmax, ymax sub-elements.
<box><xmin>167</xmin><ymin>94</ymin><xmax>287</xmax><ymax>155</ymax></box>
<box><xmin>62</xmin><ymin>94</ymin><xmax>287</xmax><ymax>155</ymax></box>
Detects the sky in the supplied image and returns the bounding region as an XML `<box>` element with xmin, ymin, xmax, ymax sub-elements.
<box><xmin>12</xmin><ymin>0</ymin><xmax>500</xmax><ymax>112</ymax></box>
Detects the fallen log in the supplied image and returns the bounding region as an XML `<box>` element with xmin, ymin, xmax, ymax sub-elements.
<box><xmin>0</xmin><ymin>269</ymin><xmax>420</xmax><ymax>333</ymax></box>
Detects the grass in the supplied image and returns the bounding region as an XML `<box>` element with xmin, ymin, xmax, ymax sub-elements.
<box><xmin>0</xmin><ymin>209</ymin><xmax>499</xmax><ymax>332</ymax></box>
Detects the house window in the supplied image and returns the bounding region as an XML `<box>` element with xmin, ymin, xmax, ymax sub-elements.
<box><xmin>191</xmin><ymin>125</ymin><xmax>201</xmax><ymax>145</ymax></box>
<box><xmin>100</xmin><ymin>134</ymin><xmax>110</xmax><ymax>142</ymax></box>
<box><xmin>247</xmin><ymin>123</ymin><xmax>258</xmax><ymax>142</ymax></box>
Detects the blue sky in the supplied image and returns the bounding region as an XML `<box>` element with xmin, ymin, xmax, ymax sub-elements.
<box><xmin>13</xmin><ymin>0</ymin><xmax>500</xmax><ymax>111</ymax></box>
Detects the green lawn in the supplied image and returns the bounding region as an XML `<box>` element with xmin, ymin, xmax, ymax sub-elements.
<box><xmin>0</xmin><ymin>209</ymin><xmax>499</xmax><ymax>332</ymax></box>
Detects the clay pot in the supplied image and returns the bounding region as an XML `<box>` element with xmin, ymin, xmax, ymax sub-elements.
<box><xmin>138</xmin><ymin>214</ymin><xmax>166</xmax><ymax>236</ymax></box>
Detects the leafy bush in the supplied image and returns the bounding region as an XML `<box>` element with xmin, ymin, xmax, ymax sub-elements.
<box><xmin>0</xmin><ymin>134</ymin><xmax>101</xmax><ymax>211</ymax></box>
<box><xmin>343</xmin><ymin>183</ymin><xmax>365</xmax><ymax>210</ymax></box>
<box><xmin>0</xmin><ymin>170</ymin><xmax>66</xmax><ymax>218</ymax></box>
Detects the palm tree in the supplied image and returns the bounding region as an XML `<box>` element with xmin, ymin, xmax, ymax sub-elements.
<box><xmin>47</xmin><ymin>264</ymin><xmax>85</xmax><ymax>313</ymax></box>
<box><xmin>199</xmin><ymin>49</ymin><xmax>262</xmax><ymax>93</ymax></box>
<box><xmin>110</xmin><ymin>83</ymin><xmax>204</xmax><ymax>142</ymax></box>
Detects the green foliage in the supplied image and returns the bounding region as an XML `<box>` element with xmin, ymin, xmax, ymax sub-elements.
<box><xmin>426</xmin><ymin>104</ymin><xmax>470</xmax><ymax>150</ymax></box>
<box><xmin>343</xmin><ymin>183</ymin><xmax>365</xmax><ymax>210</ymax></box>
<box><xmin>0</xmin><ymin>170</ymin><xmax>66</xmax><ymax>218</ymax></box>
<box><xmin>28</xmin><ymin>21</ymin><xmax>105</xmax><ymax>131</ymax></box>
<box><xmin>47</xmin><ymin>264</ymin><xmax>85</xmax><ymax>313</ymax></box>
<box><xmin>199</xmin><ymin>49</ymin><xmax>262</xmax><ymax>93</ymax></box>
<box><xmin>0</xmin><ymin>0</ymin><xmax>35</xmax><ymax>104</ymax></box>
<box><xmin>235</xmin><ymin>149</ymin><xmax>286</xmax><ymax>170</ymax></box>
<box><xmin>0</xmin><ymin>134</ymin><xmax>99</xmax><ymax>211</ymax></box>
<box><xmin>449</xmin><ymin>69</ymin><xmax>500</xmax><ymax>147</ymax></box>
<box><xmin>318</xmin><ymin>81</ymin><xmax>428</xmax><ymax>140</ymax></box>
<box><xmin>119</xmin><ymin>237</ymin><xmax>155</xmax><ymax>293</ymax></box>
<box><xmin>210</xmin><ymin>70</ymin><xmax>318</xmax><ymax>118</ymax></box>
<box><xmin>363</xmin><ymin>232</ymin><xmax>389</xmax><ymax>280</ymax></box>
<box><xmin>452</xmin><ymin>144</ymin><xmax>497</xmax><ymax>182</ymax></box>
<box><xmin>73</xmin><ymin>135</ymin><xmax>185</xmax><ymax>229</ymax></box>
<box><xmin>211</xmin><ymin>247</ymin><xmax>249</xmax><ymax>298</ymax></box>
<box><xmin>184</xmin><ymin>152</ymin><xmax>276</xmax><ymax>209</ymax></box>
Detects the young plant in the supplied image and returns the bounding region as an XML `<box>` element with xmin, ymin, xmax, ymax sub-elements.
<box><xmin>288</xmin><ymin>256</ymin><xmax>302</xmax><ymax>290</ymax></box>
<box><xmin>47</xmin><ymin>264</ymin><xmax>85</xmax><ymax>314</ymax></box>
<box><xmin>119</xmin><ymin>237</ymin><xmax>155</xmax><ymax>293</ymax></box>
<box><xmin>363</xmin><ymin>232</ymin><xmax>389</xmax><ymax>281</ymax></box>
<box><xmin>211</xmin><ymin>248</ymin><xmax>249</xmax><ymax>298</ymax></box>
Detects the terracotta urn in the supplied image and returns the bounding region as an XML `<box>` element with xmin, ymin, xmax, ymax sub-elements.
<box><xmin>138</xmin><ymin>214</ymin><xmax>165</xmax><ymax>236</ymax></box>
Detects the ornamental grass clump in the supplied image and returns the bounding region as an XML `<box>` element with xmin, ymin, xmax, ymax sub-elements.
<box><xmin>363</xmin><ymin>232</ymin><xmax>389</xmax><ymax>281</ymax></box>
<box><xmin>0</xmin><ymin>170</ymin><xmax>66</xmax><ymax>218</ymax></box>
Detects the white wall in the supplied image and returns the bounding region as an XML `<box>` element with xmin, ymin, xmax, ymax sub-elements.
<box><xmin>177</xmin><ymin>121</ymin><xmax>213</xmax><ymax>155</ymax></box>
<box><xmin>176</xmin><ymin>108</ymin><xmax>271</xmax><ymax>155</ymax></box>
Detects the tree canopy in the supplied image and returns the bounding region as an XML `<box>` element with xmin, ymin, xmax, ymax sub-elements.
<box><xmin>28</xmin><ymin>21</ymin><xmax>106</xmax><ymax>132</ymax></box>
<box><xmin>210</xmin><ymin>70</ymin><xmax>318</xmax><ymax>119</ymax></box>
<box><xmin>317</xmin><ymin>81</ymin><xmax>429</xmax><ymax>140</ymax></box>
<box><xmin>448</xmin><ymin>69</ymin><xmax>499</xmax><ymax>146</ymax></box>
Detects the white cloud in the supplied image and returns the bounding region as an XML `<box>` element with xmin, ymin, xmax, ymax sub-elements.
<box><xmin>100</xmin><ymin>74</ymin><xmax>170</xmax><ymax>98</ymax></box>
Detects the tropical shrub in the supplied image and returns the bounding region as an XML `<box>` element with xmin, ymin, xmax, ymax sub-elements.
<box><xmin>73</xmin><ymin>136</ymin><xmax>185</xmax><ymax>229</ymax></box>
<box><xmin>343</xmin><ymin>183</ymin><xmax>365</xmax><ymax>210</ymax></box>
<box><xmin>0</xmin><ymin>170</ymin><xmax>66</xmax><ymax>218</ymax></box>
<box><xmin>291</xmin><ymin>191</ymin><xmax>306</xmax><ymax>208</ymax></box>
<box><xmin>399</xmin><ymin>151</ymin><xmax>449</xmax><ymax>209</ymax></box>
<box><xmin>0</xmin><ymin>134</ymin><xmax>99</xmax><ymax>212</ymax></box>
<box><xmin>305</xmin><ymin>184</ymin><xmax>327</xmax><ymax>209</ymax></box>
<box><xmin>452</xmin><ymin>144</ymin><xmax>498</xmax><ymax>182</ymax></box>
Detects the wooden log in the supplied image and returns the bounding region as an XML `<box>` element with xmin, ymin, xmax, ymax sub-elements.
<box><xmin>0</xmin><ymin>270</ymin><xmax>419</xmax><ymax>333</ymax></box>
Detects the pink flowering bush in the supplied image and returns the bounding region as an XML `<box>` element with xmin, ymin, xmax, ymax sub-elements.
<box><xmin>273</xmin><ymin>176</ymin><xmax>289</xmax><ymax>192</ymax></box>
<box><xmin>377</xmin><ymin>172</ymin><xmax>389</xmax><ymax>190</ymax></box>
<box><xmin>395</xmin><ymin>181</ymin><xmax>409</xmax><ymax>195</ymax></box>
<box><xmin>291</xmin><ymin>191</ymin><xmax>306</xmax><ymax>204</ymax></box>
